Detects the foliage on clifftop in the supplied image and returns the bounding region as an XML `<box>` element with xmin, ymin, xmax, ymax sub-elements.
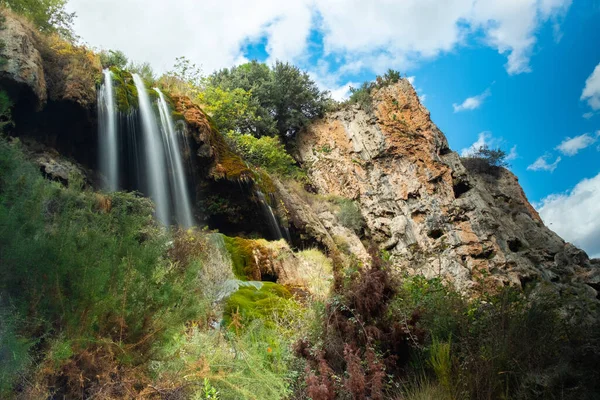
<box><xmin>0</xmin><ymin>0</ymin><xmax>75</xmax><ymax>39</ymax></box>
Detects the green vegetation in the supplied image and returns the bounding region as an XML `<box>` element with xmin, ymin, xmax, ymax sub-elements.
<box><xmin>0</xmin><ymin>0</ymin><xmax>75</xmax><ymax>39</ymax></box>
<box><xmin>0</xmin><ymin>90</ymin><xmax>12</xmax><ymax>132</ymax></box>
<box><xmin>110</xmin><ymin>67</ymin><xmax>139</xmax><ymax>112</ymax></box>
<box><xmin>224</xmin><ymin>131</ymin><xmax>303</xmax><ymax>178</ymax></box>
<box><xmin>128</xmin><ymin>60</ymin><xmax>156</xmax><ymax>84</ymax></box>
<box><xmin>461</xmin><ymin>145</ymin><xmax>510</xmax><ymax>177</ymax></box>
<box><xmin>348</xmin><ymin>68</ymin><xmax>402</xmax><ymax>112</ymax></box>
<box><xmin>296</xmin><ymin>251</ymin><xmax>600</xmax><ymax>400</ymax></box>
<box><xmin>334</xmin><ymin>198</ymin><xmax>365</xmax><ymax>233</ymax></box>
<box><xmin>224</xmin><ymin>282</ymin><xmax>292</xmax><ymax>329</ymax></box>
<box><xmin>99</xmin><ymin>48</ymin><xmax>128</xmax><ymax>69</ymax></box>
<box><xmin>196</xmin><ymin>60</ymin><xmax>330</xmax><ymax>140</ymax></box>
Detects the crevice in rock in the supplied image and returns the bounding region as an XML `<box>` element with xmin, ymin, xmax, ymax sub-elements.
<box><xmin>508</xmin><ymin>238</ymin><xmax>524</xmax><ymax>253</ymax></box>
<box><xmin>427</xmin><ymin>229</ymin><xmax>444</xmax><ymax>240</ymax></box>
<box><xmin>453</xmin><ymin>180</ymin><xmax>471</xmax><ymax>199</ymax></box>
<box><xmin>439</xmin><ymin>147</ymin><xmax>452</xmax><ymax>156</ymax></box>
<box><xmin>472</xmin><ymin>249</ymin><xmax>495</xmax><ymax>259</ymax></box>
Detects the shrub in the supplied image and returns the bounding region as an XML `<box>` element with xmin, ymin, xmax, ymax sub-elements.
<box><xmin>348</xmin><ymin>69</ymin><xmax>402</xmax><ymax>112</ymax></box>
<box><xmin>224</xmin><ymin>131</ymin><xmax>303</xmax><ymax>178</ymax></box>
<box><xmin>0</xmin><ymin>139</ymin><xmax>207</xmax><ymax>392</ymax></box>
<box><xmin>335</xmin><ymin>199</ymin><xmax>365</xmax><ymax>233</ymax></box>
<box><xmin>461</xmin><ymin>145</ymin><xmax>509</xmax><ymax>177</ymax></box>
<box><xmin>99</xmin><ymin>49</ymin><xmax>128</xmax><ymax>69</ymax></box>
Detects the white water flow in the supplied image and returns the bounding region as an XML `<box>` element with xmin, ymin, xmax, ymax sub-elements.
<box><xmin>132</xmin><ymin>74</ymin><xmax>171</xmax><ymax>225</ymax></box>
<box><xmin>98</xmin><ymin>70</ymin><xmax>118</xmax><ymax>191</ymax></box>
<box><xmin>155</xmin><ymin>88</ymin><xmax>194</xmax><ymax>227</ymax></box>
<box><xmin>256</xmin><ymin>190</ymin><xmax>283</xmax><ymax>240</ymax></box>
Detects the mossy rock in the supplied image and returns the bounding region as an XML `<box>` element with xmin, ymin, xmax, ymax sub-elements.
<box><xmin>110</xmin><ymin>68</ymin><xmax>138</xmax><ymax>113</ymax></box>
<box><xmin>223</xmin><ymin>236</ymin><xmax>271</xmax><ymax>280</ymax></box>
<box><xmin>223</xmin><ymin>282</ymin><xmax>292</xmax><ymax>330</ymax></box>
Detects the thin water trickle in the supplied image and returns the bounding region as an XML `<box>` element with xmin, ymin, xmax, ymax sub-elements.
<box><xmin>256</xmin><ymin>190</ymin><xmax>284</xmax><ymax>240</ymax></box>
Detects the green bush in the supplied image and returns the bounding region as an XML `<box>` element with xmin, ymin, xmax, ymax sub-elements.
<box><xmin>99</xmin><ymin>49</ymin><xmax>128</xmax><ymax>69</ymax></box>
<box><xmin>0</xmin><ymin>308</ymin><xmax>32</xmax><ymax>396</ymax></box>
<box><xmin>224</xmin><ymin>132</ymin><xmax>303</xmax><ymax>178</ymax></box>
<box><xmin>335</xmin><ymin>199</ymin><xmax>365</xmax><ymax>233</ymax></box>
<box><xmin>389</xmin><ymin>277</ymin><xmax>600</xmax><ymax>400</ymax></box>
<box><xmin>461</xmin><ymin>145</ymin><xmax>509</xmax><ymax>177</ymax></box>
<box><xmin>348</xmin><ymin>69</ymin><xmax>402</xmax><ymax>112</ymax></box>
<box><xmin>0</xmin><ymin>139</ymin><xmax>207</xmax><ymax>391</ymax></box>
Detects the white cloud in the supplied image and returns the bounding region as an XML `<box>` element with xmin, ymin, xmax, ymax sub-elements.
<box><xmin>581</xmin><ymin>63</ymin><xmax>600</xmax><ymax>111</ymax></box>
<box><xmin>527</xmin><ymin>154</ymin><xmax>562</xmax><ymax>172</ymax></box>
<box><xmin>66</xmin><ymin>0</ymin><xmax>572</xmax><ymax>84</ymax></box>
<box><xmin>506</xmin><ymin>145</ymin><xmax>519</xmax><ymax>161</ymax></box>
<box><xmin>453</xmin><ymin>89</ymin><xmax>491</xmax><ymax>112</ymax></box>
<box><xmin>538</xmin><ymin>172</ymin><xmax>600</xmax><ymax>258</ymax></box>
<box><xmin>555</xmin><ymin>133</ymin><xmax>598</xmax><ymax>156</ymax></box>
<box><xmin>329</xmin><ymin>82</ymin><xmax>356</xmax><ymax>101</ymax></box>
<box><xmin>583</xmin><ymin>112</ymin><xmax>594</xmax><ymax>119</ymax></box>
<box><xmin>461</xmin><ymin>132</ymin><xmax>493</xmax><ymax>156</ymax></box>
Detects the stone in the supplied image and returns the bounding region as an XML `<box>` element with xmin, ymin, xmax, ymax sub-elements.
<box><xmin>297</xmin><ymin>78</ymin><xmax>599</xmax><ymax>301</ymax></box>
<box><xmin>0</xmin><ymin>11</ymin><xmax>47</xmax><ymax>108</ymax></box>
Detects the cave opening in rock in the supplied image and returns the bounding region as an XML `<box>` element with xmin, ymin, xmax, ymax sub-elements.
<box><xmin>453</xmin><ymin>180</ymin><xmax>471</xmax><ymax>198</ymax></box>
<box><xmin>508</xmin><ymin>238</ymin><xmax>524</xmax><ymax>252</ymax></box>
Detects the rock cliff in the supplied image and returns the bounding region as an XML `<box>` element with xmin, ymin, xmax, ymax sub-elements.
<box><xmin>297</xmin><ymin>79</ymin><xmax>600</xmax><ymax>301</ymax></box>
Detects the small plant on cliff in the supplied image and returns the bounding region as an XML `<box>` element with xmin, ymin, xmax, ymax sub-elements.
<box><xmin>461</xmin><ymin>145</ymin><xmax>509</xmax><ymax>177</ymax></box>
<box><xmin>348</xmin><ymin>69</ymin><xmax>402</xmax><ymax>112</ymax></box>
<box><xmin>335</xmin><ymin>199</ymin><xmax>365</xmax><ymax>233</ymax></box>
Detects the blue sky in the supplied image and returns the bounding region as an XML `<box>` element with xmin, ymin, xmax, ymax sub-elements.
<box><xmin>69</xmin><ymin>0</ymin><xmax>600</xmax><ymax>257</ymax></box>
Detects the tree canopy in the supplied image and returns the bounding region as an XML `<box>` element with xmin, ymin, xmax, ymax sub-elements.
<box><xmin>207</xmin><ymin>61</ymin><xmax>330</xmax><ymax>139</ymax></box>
<box><xmin>0</xmin><ymin>0</ymin><xmax>76</xmax><ymax>39</ymax></box>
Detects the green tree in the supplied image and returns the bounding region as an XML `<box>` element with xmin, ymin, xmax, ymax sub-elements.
<box><xmin>99</xmin><ymin>49</ymin><xmax>128</xmax><ymax>69</ymax></box>
<box><xmin>199</xmin><ymin>86</ymin><xmax>264</xmax><ymax>134</ymax></box>
<box><xmin>0</xmin><ymin>0</ymin><xmax>76</xmax><ymax>39</ymax></box>
<box><xmin>127</xmin><ymin>60</ymin><xmax>155</xmax><ymax>84</ymax></box>
<box><xmin>208</xmin><ymin>61</ymin><xmax>277</xmax><ymax>137</ymax></box>
<box><xmin>270</xmin><ymin>61</ymin><xmax>328</xmax><ymax>138</ymax></box>
<box><xmin>207</xmin><ymin>61</ymin><xmax>329</xmax><ymax>139</ymax></box>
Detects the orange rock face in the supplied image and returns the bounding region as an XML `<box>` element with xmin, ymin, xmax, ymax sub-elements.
<box><xmin>298</xmin><ymin>79</ymin><xmax>599</xmax><ymax>297</ymax></box>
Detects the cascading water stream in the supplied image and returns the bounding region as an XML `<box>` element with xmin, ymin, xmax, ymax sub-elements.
<box><xmin>256</xmin><ymin>190</ymin><xmax>284</xmax><ymax>240</ymax></box>
<box><xmin>155</xmin><ymin>88</ymin><xmax>195</xmax><ymax>227</ymax></box>
<box><xmin>98</xmin><ymin>69</ymin><xmax>118</xmax><ymax>191</ymax></box>
<box><xmin>132</xmin><ymin>74</ymin><xmax>171</xmax><ymax>225</ymax></box>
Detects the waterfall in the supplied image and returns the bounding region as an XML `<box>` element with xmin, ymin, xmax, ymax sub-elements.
<box><xmin>155</xmin><ymin>88</ymin><xmax>194</xmax><ymax>228</ymax></box>
<box><xmin>132</xmin><ymin>74</ymin><xmax>171</xmax><ymax>225</ymax></box>
<box><xmin>98</xmin><ymin>70</ymin><xmax>118</xmax><ymax>191</ymax></box>
<box><xmin>256</xmin><ymin>190</ymin><xmax>284</xmax><ymax>240</ymax></box>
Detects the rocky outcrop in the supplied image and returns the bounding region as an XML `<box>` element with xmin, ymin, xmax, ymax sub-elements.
<box><xmin>18</xmin><ymin>137</ymin><xmax>90</xmax><ymax>186</ymax></box>
<box><xmin>0</xmin><ymin>9</ymin><xmax>47</xmax><ymax>108</ymax></box>
<box><xmin>298</xmin><ymin>79</ymin><xmax>600</xmax><ymax>299</ymax></box>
